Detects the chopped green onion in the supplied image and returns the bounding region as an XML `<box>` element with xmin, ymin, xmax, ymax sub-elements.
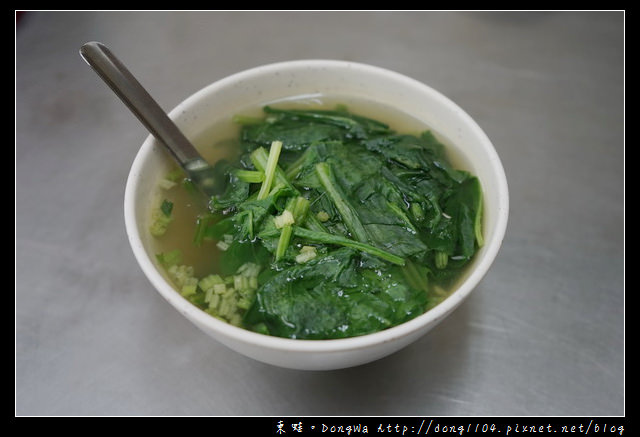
<box><xmin>295</xmin><ymin>245</ymin><xmax>317</xmax><ymax>264</ymax></box>
<box><xmin>156</xmin><ymin>249</ymin><xmax>182</xmax><ymax>268</ymax></box>
<box><xmin>165</xmin><ymin>167</ymin><xmax>186</xmax><ymax>182</ymax></box>
<box><xmin>150</xmin><ymin>200</ymin><xmax>174</xmax><ymax>237</ymax></box>
<box><xmin>158</xmin><ymin>179</ymin><xmax>177</xmax><ymax>190</ymax></box>
<box><xmin>274</xmin><ymin>210</ymin><xmax>295</xmax><ymax>229</ymax></box>
<box><xmin>316</xmin><ymin>211</ymin><xmax>330</xmax><ymax>222</ymax></box>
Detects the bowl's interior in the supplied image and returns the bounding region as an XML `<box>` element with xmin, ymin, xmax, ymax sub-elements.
<box><xmin>125</xmin><ymin>60</ymin><xmax>508</xmax><ymax>358</ymax></box>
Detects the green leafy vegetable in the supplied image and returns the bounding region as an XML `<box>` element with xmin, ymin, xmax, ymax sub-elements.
<box><xmin>243</xmin><ymin>248</ymin><xmax>427</xmax><ymax>339</ymax></box>
<box><xmin>156</xmin><ymin>249</ymin><xmax>182</xmax><ymax>268</ymax></box>
<box><xmin>154</xmin><ymin>104</ymin><xmax>484</xmax><ymax>340</ymax></box>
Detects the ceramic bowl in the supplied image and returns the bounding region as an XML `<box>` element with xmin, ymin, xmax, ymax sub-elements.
<box><xmin>124</xmin><ymin>60</ymin><xmax>508</xmax><ymax>370</ymax></box>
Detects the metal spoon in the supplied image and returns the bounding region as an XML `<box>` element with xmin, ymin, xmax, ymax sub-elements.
<box><xmin>79</xmin><ymin>41</ymin><xmax>222</xmax><ymax>196</ymax></box>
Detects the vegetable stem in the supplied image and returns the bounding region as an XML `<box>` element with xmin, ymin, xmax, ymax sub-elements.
<box><xmin>193</xmin><ymin>213</ymin><xmax>214</xmax><ymax>246</ymax></box>
<box><xmin>232</xmin><ymin>114</ymin><xmax>264</xmax><ymax>125</ymax></box>
<box><xmin>386</xmin><ymin>201</ymin><xmax>417</xmax><ymax>234</ymax></box>
<box><xmin>401</xmin><ymin>259</ymin><xmax>430</xmax><ymax>293</ymax></box>
<box><xmin>275</xmin><ymin>225</ymin><xmax>293</xmax><ymax>261</ymax></box>
<box><xmin>475</xmin><ymin>196</ymin><xmax>484</xmax><ymax>247</ymax></box>
<box><xmin>293</xmin><ymin>226</ymin><xmax>404</xmax><ymax>266</ymax></box>
<box><xmin>256</xmin><ymin>141</ymin><xmax>283</xmax><ymax>200</ymax></box>
<box><xmin>304</xmin><ymin>212</ymin><xmax>329</xmax><ymax>233</ymax></box>
<box><xmin>274</xmin><ymin>196</ymin><xmax>310</xmax><ymax>262</ymax></box>
<box><xmin>435</xmin><ymin>251</ymin><xmax>448</xmax><ymax>269</ymax></box>
<box><xmin>234</xmin><ymin>169</ymin><xmax>264</xmax><ymax>183</ymax></box>
<box><xmin>291</xmin><ymin>196</ymin><xmax>310</xmax><ymax>225</ymax></box>
<box><xmin>250</xmin><ymin>145</ymin><xmax>298</xmax><ymax>194</ymax></box>
<box><xmin>315</xmin><ymin>162</ymin><xmax>369</xmax><ymax>243</ymax></box>
<box><xmin>284</xmin><ymin>145</ymin><xmax>315</xmax><ymax>180</ymax></box>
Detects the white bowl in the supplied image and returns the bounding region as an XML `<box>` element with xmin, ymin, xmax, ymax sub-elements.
<box><xmin>124</xmin><ymin>60</ymin><xmax>508</xmax><ymax>370</ymax></box>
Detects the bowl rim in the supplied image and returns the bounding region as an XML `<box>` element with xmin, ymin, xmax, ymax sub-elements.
<box><xmin>124</xmin><ymin>59</ymin><xmax>509</xmax><ymax>353</ymax></box>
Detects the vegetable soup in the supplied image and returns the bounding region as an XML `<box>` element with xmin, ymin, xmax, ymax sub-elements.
<box><xmin>149</xmin><ymin>96</ymin><xmax>483</xmax><ymax>339</ymax></box>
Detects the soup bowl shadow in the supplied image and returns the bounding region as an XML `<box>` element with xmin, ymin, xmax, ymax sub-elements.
<box><xmin>124</xmin><ymin>60</ymin><xmax>509</xmax><ymax>370</ymax></box>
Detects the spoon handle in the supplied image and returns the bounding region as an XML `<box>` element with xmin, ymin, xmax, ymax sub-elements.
<box><xmin>79</xmin><ymin>41</ymin><xmax>202</xmax><ymax>165</ymax></box>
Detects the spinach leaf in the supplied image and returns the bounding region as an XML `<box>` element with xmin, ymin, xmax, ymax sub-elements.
<box><xmin>243</xmin><ymin>248</ymin><xmax>428</xmax><ymax>339</ymax></box>
<box><xmin>422</xmin><ymin>176</ymin><xmax>483</xmax><ymax>261</ymax></box>
<box><xmin>242</xmin><ymin>122</ymin><xmax>343</xmax><ymax>151</ymax></box>
<box><xmin>174</xmin><ymin>105</ymin><xmax>485</xmax><ymax>340</ymax></box>
<box><xmin>363</xmin><ymin>133</ymin><xmax>469</xmax><ymax>184</ymax></box>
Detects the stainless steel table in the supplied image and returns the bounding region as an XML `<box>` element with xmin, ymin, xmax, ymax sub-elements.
<box><xmin>16</xmin><ymin>11</ymin><xmax>624</xmax><ymax>416</ymax></box>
